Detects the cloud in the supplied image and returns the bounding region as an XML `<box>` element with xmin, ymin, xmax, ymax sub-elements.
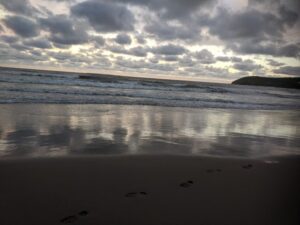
<box><xmin>71</xmin><ymin>1</ymin><xmax>135</xmax><ymax>32</ymax></box>
<box><xmin>0</xmin><ymin>0</ymin><xmax>38</xmax><ymax>16</ymax></box>
<box><xmin>277</xmin><ymin>43</ymin><xmax>300</xmax><ymax>57</ymax></box>
<box><xmin>129</xmin><ymin>46</ymin><xmax>148</xmax><ymax>57</ymax></box>
<box><xmin>3</xmin><ymin>16</ymin><xmax>40</xmax><ymax>38</ymax></box>
<box><xmin>23</xmin><ymin>38</ymin><xmax>52</xmax><ymax>49</ymax></box>
<box><xmin>208</xmin><ymin>9</ymin><xmax>276</xmax><ymax>41</ymax></box>
<box><xmin>163</xmin><ymin>55</ymin><xmax>178</xmax><ymax>62</ymax></box>
<box><xmin>233</xmin><ymin>59</ymin><xmax>262</xmax><ymax>72</ymax></box>
<box><xmin>1</xmin><ymin>35</ymin><xmax>19</xmax><ymax>44</ymax></box>
<box><xmin>216</xmin><ymin>56</ymin><xmax>230</xmax><ymax>62</ymax></box>
<box><xmin>9</xmin><ymin>43</ymin><xmax>31</xmax><ymax>51</ymax></box>
<box><xmin>184</xmin><ymin>65</ymin><xmax>234</xmax><ymax>78</ymax></box>
<box><xmin>115</xmin><ymin>33</ymin><xmax>132</xmax><ymax>45</ymax></box>
<box><xmin>249</xmin><ymin>0</ymin><xmax>300</xmax><ymax>15</ymax></box>
<box><xmin>229</xmin><ymin>41</ymin><xmax>300</xmax><ymax>58</ymax></box>
<box><xmin>135</xmin><ymin>35</ymin><xmax>146</xmax><ymax>44</ymax></box>
<box><xmin>273</xmin><ymin>66</ymin><xmax>300</xmax><ymax>76</ymax></box>
<box><xmin>145</xmin><ymin>21</ymin><xmax>199</xmax><ymax>40</ymax></box>
<box><xmin>0</xmin><ymin>0</ymin><xmax>299</xmax><ymax>80</ymax></box>
<box><xmin>108</xmin><ymin>45</ymin><xmax>148</xmax><ymax>57</ymax></box>
<box><xmin>267</xmin><ymin>59</ymin><xmax>285</xmax><ymax>67</ymax></box>
<box><xmin>152</xmin><ymin>44</ymin><xmax>186</xmax><ymax>55</ymax></box>
<box><xmin>230</xmin><ymin>57</ymin><xmax>243</xmax><ymax>63</ymax></box>
<box><xmin>91</xmin><ymin>35</ymin><xmax>105</xmax><ymax>46</ymax></box>
<box><xmin>179</xmin><ymin>56</ymin><xmax>195</xmax><ymax>67</ymax></box>
<box><xmin>194</xmin><ymin>49</ymin><xmax>215</xmax><ymax>64</ymax></box>
<box><xmin>205</xmin><ymin>6</ymin><xmax>299</xmax><ymax>57</ymax></box>
<box><xmin>40</xmin><ymin>15</ymin><xmax>89</xmax><ymax>45</ymax></box>
<box><xmin>108</xmin><ymin>0</ymin><xmax>215</xmax><ymax>20</ymax></box>
<box><xmin>115</xmin><ymin>56</ymin><xmax>176</xmax><ymax>72</ymax></box>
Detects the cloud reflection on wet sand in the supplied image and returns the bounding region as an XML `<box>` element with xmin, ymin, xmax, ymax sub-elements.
<box><xmin>0</xmin><ymin>104</ymin><xmax>299</xmax><ymax>158</ymax></box>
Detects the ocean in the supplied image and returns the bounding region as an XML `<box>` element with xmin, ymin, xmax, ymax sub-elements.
<box><xmin>0</xmin><ymin>67</ymin><xmax>300</xmax><ymax>110</ymax></box>
<box><xmin>0</xmin><ymin>67</ymin><xmax>299</xmax><ymax>158</ymax></box>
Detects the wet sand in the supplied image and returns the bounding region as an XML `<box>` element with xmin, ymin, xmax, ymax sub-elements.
<box><xmin>0</xmin><ymin>155</ymin><xmax>300</xmax><ymax>225</ymax></box>
<box><xmin>0</xmin><ymin>105</ymin><xmax>300</xmax><ymax>224</ymax></box>
<box><xmin>0</xmin><ymin>104</ymin><xmax>299</xmax><ymax>158</ymax></box>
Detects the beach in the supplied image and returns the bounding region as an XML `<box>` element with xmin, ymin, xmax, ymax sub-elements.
<box><xmin>1</xmin><ymin>0</ymin><xmax>300</xmax><ymax>223</ymax></box>
<box><xmin>0</xmin><ymin>104</ymin><xmax>300</xmax><ymax>225</ymax></box>
<box><xmin>1</xmin><ymin>155</ymin><xmax>300</xmax><ymax>225</ymax></box>
<box><xmin>1</xmin><ymin>64</ymin><xmax>300</xmax><ymax>225</ymax></box>
<box><xmin>0</xmin><ymin>104</ymin><xmax>299</xmax><ymax>158</ymax></box>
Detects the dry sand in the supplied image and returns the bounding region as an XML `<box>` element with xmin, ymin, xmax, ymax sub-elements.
<box><xmin>0</xmin><ymin>155</ymin><xmax>299</xmax><ymax>225</ymax></box>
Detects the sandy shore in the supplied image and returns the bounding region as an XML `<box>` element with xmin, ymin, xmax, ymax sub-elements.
<box><xmin>1</xmin><ymin>155</ymin><xmax>299</xmax><ymax>225</ymax></box>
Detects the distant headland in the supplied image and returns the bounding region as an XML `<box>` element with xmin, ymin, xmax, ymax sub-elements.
<box><xmin>232</xmin><ymin>76</ymin><xmax>300</xmax><ymax>89</ymax></box>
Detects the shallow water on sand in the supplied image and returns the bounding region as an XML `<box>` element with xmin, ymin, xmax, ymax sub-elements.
<box><xmin>0</xmin><ymin>104</ymin><xmax>299</xmax><ymax>158</ymax></box>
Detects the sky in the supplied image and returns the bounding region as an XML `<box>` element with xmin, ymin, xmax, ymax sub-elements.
<box><xmin>0</xmin><ymin>0</ymin><xmax>299</xmax><ymax>82</ymax></box>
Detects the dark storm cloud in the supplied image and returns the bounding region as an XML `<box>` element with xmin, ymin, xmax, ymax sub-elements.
<box><xmin>71</xmin><ymin>1</ymin><xmax>135</xmax><ymax>32</ymax></box>
<box><xmin>163</xmin><ymin>55</ymin><xmax>178</xmax><ymax>62</ymax></box>
<box><xmin>277</xmin><ymin>43</ymin><xmax>300</xmax><ymax>57</ymax></box>
<box><xmin>3</xmin><ymin>16</ymin><xmax>40</xmax><ymax>38</ymax></box>
<box><xmin>115</xmin><ymin>33</ymin><xmax>132</xmax><ymax>45</ymax></box>
<box><xmin>130</xmin><ymin>46</ymin><xmax>148</xmax><ymax>57</ymax></box>
<box><xmin>40</xmin><ymin>15</ymin><xmax>89</xmax><ymax>45</ymax></box>
<box><xmin>273</xmin><ymin>66</ymin><xmax>300</xmax><ymax>76</ymax></box>
<box><xmin>278</xmin><ymin>5</ymin><xmax>299</xmax><ymax>27</ymax></box>
<box><xmin>233</xmin><ymin>59</ymin><xmax>262</xmax><ymax>72</ymax></box>
<box><xmin>267</xmin><ymin>59</ymin><xmax>285</xmax><ymax>67</ymax></box>
<box><xmin>136</xmin><ymin>35</ymin><xmax>146</xmax><ymax>44</ymax></box>
<box><xmin>1</xmin><ymin>35</ymin><xmax>19</xmax><ymax>44</ymax></box>
<box><xmin>145</xmin><ymin>21</ymin><xmax>198</xmax><ymax>40</ymax></box>
<box><xmin>249</xmin><ymin>0</ymin><xmax>300</xmax><ymax>14</ymax></box>
<box><xmin>207</xmin><ymin>8</ymin><xmax>296</xmax><ymax>42</ymax></box>
<box><xmin>91</xmin><ymin>36</ymin><xmax>105</xmax><ymax>46</ymax></box>
<box><xmin>216</xmin><ymin>56</ymin><xmax>230</xmax><ymax>62</ymax></box>
<box><xmin>23</xmin><ymin>38</ymin><xmax>52</xmax><ymax>49</ymax></box>
<box><xmin>152</xmin><ymin>44</ymin><xmax>186</xmax><ymax>55</ymax></box>
<box><xmin>229</xmin><ymin>41</ymin><xmax>300</xmax><ymax>58</ymax></box>
<box><xmin>9</xmin><ymin>43</ymin><xmax>31</xmax><ymax>51</ymax></box>
<box><xmin>205</xmin><ymin>6</ymin><xmax>299</xmax><ymax>57</ymax></box>
<box><xmin>230</xmin><ymin>57</ymin><xmax>243</xmax><ymax>63</ymax></box>
<box><xmin>108</xmin><ymin>0</ymin><xmax>215</xmax><ymax>20</ymax></box>
<box><xmin>194</xmin><ymin>49</ymin><xmax>215</xmax><ymax>64</ymax></box>
<box><xmin>179</xmin><ymin>56</ymin><xmax>195</xmax><ymax>67</ymax></box>
<box><xmin>0</xmin><ymin>0</ymin><xmax>38</xmax><ymax>16</ymax></box>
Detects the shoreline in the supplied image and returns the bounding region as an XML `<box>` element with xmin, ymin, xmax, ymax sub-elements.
<box><xmin>1</xmin><ymin>103</ymin><xmax>300</xmax><ymax>111</ymax></box>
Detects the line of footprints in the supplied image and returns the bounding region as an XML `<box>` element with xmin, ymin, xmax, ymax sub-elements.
<box><xmin>60</xmin><ymin>164</ymin><xmax>253</xmax><ymax>223</ymax></box>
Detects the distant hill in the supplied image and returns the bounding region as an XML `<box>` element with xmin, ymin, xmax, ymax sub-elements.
<box><xmin>232</xmin><ymin>76</ymin><xmax>300</xmax><ymax>89</ymax></box>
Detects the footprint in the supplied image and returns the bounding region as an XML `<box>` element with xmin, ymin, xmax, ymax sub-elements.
<box><xmin>180</xmin><ymin>180</ymin><xmax>194</xmax><ymax>188</ymax></box>
<box><xmin>78</xmin><ymin>210</ymin><xmax>88</xmax><ymax>216</ymax></box>
<box><xmin>125</xmin><ymin>192</ymin><xmax>148</xmax><ymax>197</ymax></box>
<box><xmin>60</xmin><ymin>215</ymin><xmax>78</xmax><ymax>224</ymax></box>
<box><xmin>60</xmin><ymin>210</ymin><xmax>89</xmax><ymax>224</ymax></box>
<box><xmin>242</xmin><ymin>164</ymin><xmax>253</xmax><ymax>169</ymax></box>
